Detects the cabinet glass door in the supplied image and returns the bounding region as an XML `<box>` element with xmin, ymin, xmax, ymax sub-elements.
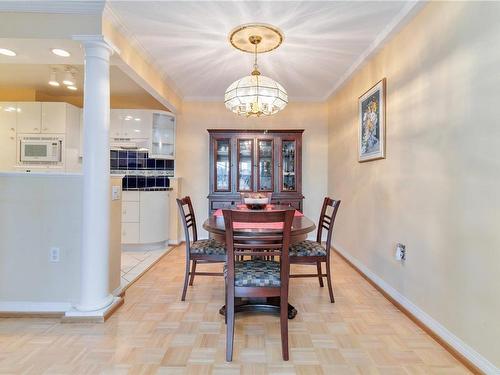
<box><xmin>281</xmin><ymin>140</ymin><xmax>296</xmax><ymax>192</ymax></box>
<box><xmin>237</xmin><ymin>139</ymin><xmax>254</xmax><ymax>191</ymax></box>
<box><xmin>215</xmin><ymin>139</ymin><xmax>231</xmax><ymax>191</ymax></box>
<box><xmin>151</xmin><ymin>113</ymin><xmax>175</xmax><ymax>159</ymax></box>
<box><xmin>257</xmin><ymin>139</ymin><xmax>274</xmax><ymax>191</ymax></box>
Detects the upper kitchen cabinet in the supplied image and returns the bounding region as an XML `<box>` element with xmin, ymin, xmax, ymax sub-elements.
<box><xmin>0</xmin><ymin>103</ymin><xmax>18</xmax><ymax>170</ymax></box>
<box><xmin>110</xmin><ymin>109</ymin><xmax>152</xmax><ymax>140</ymax></box>
<box><xmin>16</xmin><ymin>102</ymin><xmax>41</xmax><ymax>133</ymax></box>
<box><xmin>150</xmin><ymin>112</ymin><xmax>175</xmax><ymax>159</ymax></box>
<box><xmin>17</xmin><ymin>102</ymin><xmax>77</xmax><ymax>134</ymax></box>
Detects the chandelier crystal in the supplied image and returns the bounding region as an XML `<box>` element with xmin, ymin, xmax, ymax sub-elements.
<box><xmin>224</xmin><ymin>25</ymin><xmax>288</xmax><ymax>117</ymax></box>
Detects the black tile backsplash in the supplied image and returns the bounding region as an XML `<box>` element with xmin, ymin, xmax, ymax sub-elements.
<box><xmin>111</xmin><ymin>150</ymin><xmax>174</xmax><ymax>191</ymax></box>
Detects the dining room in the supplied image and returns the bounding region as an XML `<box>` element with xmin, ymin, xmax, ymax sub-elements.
<box><xmin>0</xmin><ymin>1</ymin><xmax>499</xmax><ymax>374</ymax></box>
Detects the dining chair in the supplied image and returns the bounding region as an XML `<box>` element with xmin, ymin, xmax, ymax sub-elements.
<box><xmin>289</xmin><ymin>197</ymin><xmax>341</xmax><ymax>303</ymax></box>
<box><xmin>222</xmin><ymin>209</ymin><xmax>295</xmax><ymax>361</ymax></box>
<box><xmin>176</xmin><ymin>196</ymin><xmax>226</xmax><ymax>301</ymax></box>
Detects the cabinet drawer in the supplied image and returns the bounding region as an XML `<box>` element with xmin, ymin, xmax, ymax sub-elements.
<box><xmin>122</xmin><ymin>191</ymin><xmax>140</xmax><ymax>202</ymax></box>
<box><xmin>122</xmin><ymin>222</ymin><xmax>140</xmax><ymax>244</ymax></box>
<box><xmin>122</xmin><ymin>201</ymin><xmax>139</xmax><ymax>223</ymax></box>
<box><xmin>211</xmin><ymin>201</ymin><xmax>234</xmax><ymax>210</ymax></box>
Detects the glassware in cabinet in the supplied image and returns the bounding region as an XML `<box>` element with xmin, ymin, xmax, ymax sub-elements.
<box><xmin>237</xmin><ymin>139</ymin><xmax>253</xmax><ymax>191</ymax></box>
<box><xmin>257</xmin><ymin>139</ymin><xmax>274</xmax><ymax>191</ymax></box>
<box><xmin>281</xmin><ymin>140</ymin><xmax>296</xmax><ymax>192</ymax></box>
<box><xmin>215</xmin><ymin>139</ymin><xmax>231</xmax><ymax>191</ymax></box>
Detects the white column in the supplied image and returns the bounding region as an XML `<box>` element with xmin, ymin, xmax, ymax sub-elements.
<box><xmin>77</xmin><ymin>37</ymin><xmax>114</xmax><ymax>311</ymax></box>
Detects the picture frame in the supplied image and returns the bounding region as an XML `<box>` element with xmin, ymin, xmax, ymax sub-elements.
<box><xmin>358</xmin><ymin>78</ymin><xmax>386</xmax><ymax>162</ymax></box>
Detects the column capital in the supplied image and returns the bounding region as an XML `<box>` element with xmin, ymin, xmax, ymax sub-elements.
<box><xmin>73</xmin><ymin>34</ymin><xmax>119</xmax><ymax>58</ymax></box>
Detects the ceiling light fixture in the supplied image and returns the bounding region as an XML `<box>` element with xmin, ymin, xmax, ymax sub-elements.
<box><xmin>224</xmin><ymin>23</ymin><xmax>288</xmax><ymax>117</ymax></box>
<box><xmin>62</xmin><ymin>68</ymin><xmax>75</xmax><ymax>86</ymax></box>
<box><xmin>67</xmin><ymin>85</ymin><xmax>77</xmax><ymax>91</ymax></box>
<box><xmin>0</xmin><ymin>48</ymin><xmax>16</xmax><ymax>57</ymax></box>
<box><xmin>51</xmin><ymin>48</ymin><xmax>71</xmax><ymax>57</ymax></box>
<box><xmin>48</xmin><ymin>69</ymin><xmax>60</xmax><ymax>87</ymax></box>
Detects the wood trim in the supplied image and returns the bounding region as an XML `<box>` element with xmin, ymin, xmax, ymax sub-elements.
<box><xmin>214</xmin><ymin>138</ymin><xmax>232</xmax><ymax>192</ymax></box>
<box><xmin>207</xmin><ymin>129</ymin><xmax>304</xmax><ymax>134</ymax></box>
<box><xmin>332</xmin><ymin>247</ymin><xmax>483</xmax><ymax>375</ymax></box>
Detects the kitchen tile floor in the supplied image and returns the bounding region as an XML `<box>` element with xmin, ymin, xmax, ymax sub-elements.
<box><xmin>120</xmin><ymin>247</ymin><xmax>172</xmax><ymax>290</ymax></box>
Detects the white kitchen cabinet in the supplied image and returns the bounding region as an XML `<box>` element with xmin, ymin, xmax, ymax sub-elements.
<box><xmin>110</xmin><ymin>109</ymin><xmax>123</xmax><ymax>138</ymax></box>
<box><xmin>121</xmin><ymin>190</ymin><xmax>170</xmax><ymax>246</ymax></box>
<box><xmin>139</xmin><ymin>191</ymin><xmax>169</xmax><ymax>243</ymax></box>
<box><xmin>109</xmin><ymin>109</ymin><xmax>151</xmax><ymax>140</ymax></box>
<box><xmin>122</xmin><ymin>222</ymin><xmax>140</xmax><ymax>244</ymax></box>
<box><xmin>150</xmin><ymin>112</ymin><xmax>175</xmax><ymax>159</ymax></box>
<box><xmin>41</xmin><ymin>102</ymin><xmax>66</xmax><ymax>133</ymax></box>
<box><xmin>16</xmin><ymin>102</ymin><xmax>41</xmax><ymax>133</ymax></box>
<box><xmin>122</xmin><ymin>201</ymin><xmax>140</xmax><ymax>223</ymax></box>
<box><xmin>0</xmin><ymin>103</ymin><xmax>17</xmax><ymax>170</ymax></box>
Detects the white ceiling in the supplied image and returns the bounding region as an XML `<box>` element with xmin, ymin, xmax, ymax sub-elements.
<box><xmin>107</xmin><ymin>1</ymin><xmax>418</xmax><ymax>101</ymax></box>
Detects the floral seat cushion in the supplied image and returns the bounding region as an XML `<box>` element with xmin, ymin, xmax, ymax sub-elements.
<box><xmin>190</xmin><ymin>239</ymin><xmax>226</xmax><ymax>256</ymax></box>
<box><xmin>289</xmin><ymin>240</ymin><xmax>327</xmax><ymax>257</ymax></box>
<box><xmin>224</xmin><ymin>259</ymin><xmax>281</xmax><ymax>287</ymax></box>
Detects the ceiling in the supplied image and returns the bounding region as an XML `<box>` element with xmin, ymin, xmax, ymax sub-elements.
<box><xmin>0</xmin><ymin>64</ymin><xmax>153</xmax><ymax>97</ymax></box>
<box><xmin>107</xmin><ymin>1</ymin><xmax>417</xmax><ymax>101</ymax></box>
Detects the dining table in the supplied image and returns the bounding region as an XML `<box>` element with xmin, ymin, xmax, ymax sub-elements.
<box><xmin>202</xmin><ymin>205</ymin><xmax>316</xmax><ymax>319</ymax></box>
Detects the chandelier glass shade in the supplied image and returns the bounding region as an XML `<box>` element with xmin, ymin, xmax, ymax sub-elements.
<box><xmin>224</xmin><ymin>74</ymin><xmax>288</xmax><ymax>116</ymax></box>
<box><xmin>224</xmin><ymin>24</ymin><xmax>287</xmax><ymax>117</ymax></box>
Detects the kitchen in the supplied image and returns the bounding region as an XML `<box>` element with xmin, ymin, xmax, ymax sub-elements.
<box><xmin>0</xmin><ymin>39</ymin><xmax>180</xmax><ymax>317</ymax></box>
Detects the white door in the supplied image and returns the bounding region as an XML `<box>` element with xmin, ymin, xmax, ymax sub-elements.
<box><xmin>139</xmin><ymin>191</ymin><xmax>169</xmax><ymax>243</ymax></box>
<box><xmin>41</xmin><ymin>102</ymin><xmax>66</xmax><ymax>134</ymax></box>
<box><xmin>0</xmin><ymin>103</ymin><xmax>17</xmax><ymax>170</ymax></box>
<box><xmin>16</xmin><ymin>102</ymin><xmax>41</xmax><ymax>134</ymax></box>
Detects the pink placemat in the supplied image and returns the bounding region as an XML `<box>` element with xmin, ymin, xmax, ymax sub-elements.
<box><xmin>233</xmin><ymin>222</ymin><xmax>284</xmax><ymax>229</ymax></box>
<box><xmin>213</xmin><ymin>207</ymin><xmax>303</xmax><ymax>217</ymax></box>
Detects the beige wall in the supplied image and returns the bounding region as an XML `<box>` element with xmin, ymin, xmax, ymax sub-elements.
<box><xmin>177</xmin><ymin>101</ymin><xmax>328</xmax><ymax>238</ymax></box>
<box><xmin>327</xmin><ymin>1</ymin><xmax>500</xmax><ymax>369</ymax></box>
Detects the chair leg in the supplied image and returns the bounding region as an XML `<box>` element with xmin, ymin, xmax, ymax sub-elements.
<box><xmin>188</xmin><ymin>260</ymin><xmax>197</xmax><ymax>286</ymax></box>
<box><xmin>316</xmin><ymin>261</ymin><xmax>324</xmax><ymax>287</ymax></box>
<box><xmin>226</xmin><ymin>287</ymin><xmax>235</xmax><ymax>361</ymax></box>
<box><xmin>181</xmin><ymin>258</ymin><xmax>190</xmax><ymax>301</ymax></box>
<box><xmin>224</xmin><ymin>282</ymin><xmax>228</xmax><ymax>325</ymax></box>
<box><xmin>280</xmin><ymin>293</ymin><xmax>289</xmax><ymax>361</ymax></box>
<box><xmin>325</xmin><ymin>259</ymin><xmax>335</xmax><ymax>303</ymax></box>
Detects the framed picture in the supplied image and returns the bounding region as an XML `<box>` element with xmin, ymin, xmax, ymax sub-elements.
<box><xmin>358</xmin><ymin>78</ymin><xmax>386</xmax><ymax>162</ymax></box>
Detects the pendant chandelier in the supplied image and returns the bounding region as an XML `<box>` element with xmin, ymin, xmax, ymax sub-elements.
<box><xmin>224</xmin><ymin>24</ymin><xmax>288</xmax><ymax>117</ymax></box>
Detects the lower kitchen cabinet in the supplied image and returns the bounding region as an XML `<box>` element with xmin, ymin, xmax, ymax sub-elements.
<box><xmin>121</xmin><ymin>190</ymin><xmax>170</xmax><ymax>247</ymax></box>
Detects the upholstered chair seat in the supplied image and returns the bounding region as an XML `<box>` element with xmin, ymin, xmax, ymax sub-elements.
<box><xmin>224</xmin><ymin>259</ymin><xmax>281</xmax><ymax>287</ymax></box>
<box><xmin>289</xmin><ymin>240</ymin><xmax>327</xmax><ymax>257</ymax></box>
<box><xmin>190</xmin><ymin>239</ymin><xmax>226</xmax><ymax>256</ymax></box>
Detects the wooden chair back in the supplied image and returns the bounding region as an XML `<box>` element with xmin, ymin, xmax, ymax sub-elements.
<box><xmin>222</xmin><ymin>209</ymin><xmax>295</xmax><ymax>287</ymax></box>
<box><xmin>176</xmin><ymin>196</ymin><xmax>198</xmax><ymax>244</ymax></box>
<box><xmin>316</xmin><ymin>197</ymin><xmax>341</xmax><ymax>250</ymax></box>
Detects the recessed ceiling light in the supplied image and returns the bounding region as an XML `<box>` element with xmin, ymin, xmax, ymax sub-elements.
<box><xmin>52</xmin><ymin>48</ymin><xmax>71</xmax><ymax>57</ymax></box>
<box><xmin>48</xmin><ymin>69</ymin><xmax>60</xmax><ymax>87</ymax></box>
<box><xmin>67</xmin><ymin>85</ymin><xmax>77</xmax><ymax>91</ymax></box>
<box><xmin>134</xmin><ymin>118</ymin><xmax>141</xmax><ymax>121</ymax></box>
<box><xmin>0</xmin><ymin>48</ymin><xmax>16</xmax><ymax>57</ymax></box>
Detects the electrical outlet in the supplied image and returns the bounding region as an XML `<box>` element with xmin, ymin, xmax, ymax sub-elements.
<box><xmin>395</xmin><ymin>243</ymin><xmax>406</xmax><ymax>261</ymax></box>
<box><xmin>49</xmin><ymin>247</ymin><xmax>60</xmax><ymax>263</ymax></box>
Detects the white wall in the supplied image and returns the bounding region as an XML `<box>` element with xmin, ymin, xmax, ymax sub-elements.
<box><xmin>0</xmin><ymin>173</ymin><xmax>122</xmax><ymax>311</ymax></box>
<box><xmin>327</xmin><ymin>2</ymin><xmax>500</xmax><ymax>370</ymax></box>
<box><xmin>177</xmin><ymin>101</ymin><xmax>328</xmax><ymax>238</ymax></box>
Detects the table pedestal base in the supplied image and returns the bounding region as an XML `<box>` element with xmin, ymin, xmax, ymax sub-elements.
<box><xmin>219</xmin><ymin>297</ymin><xmax>297</xmax><ymax>319</ymax></box>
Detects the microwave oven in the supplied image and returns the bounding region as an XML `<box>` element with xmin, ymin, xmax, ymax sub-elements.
<box><xmin>19</xmin><ymin>136</ymin><xmax>62</xmax><ymax>163</ymax></box>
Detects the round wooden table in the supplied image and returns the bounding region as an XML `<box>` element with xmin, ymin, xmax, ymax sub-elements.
<box><xmin>203</xmin><ymin>207</ymin><xmax>316</xmax><ymax>319</ymax></box>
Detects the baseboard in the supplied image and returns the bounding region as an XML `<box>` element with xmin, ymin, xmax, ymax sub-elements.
<box><xmin>0</xmin><ymin>301</ymin><xmax>71</xmax><ymax>317</ymax></box>
<box><xmin>62</xmin><ymin>297</ymin><xmax>124</xmax><ymax>323</ymax></box>
<box><xmin>332</xmin><ymin>243</ymin><xmax>498</xmax><ymax>375</ymax></box>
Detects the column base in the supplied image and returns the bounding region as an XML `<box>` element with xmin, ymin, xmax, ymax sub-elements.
<box><xmin>63</xmin><ymin>296</ymin><xmax>123</xmax><ymax>323</ymax></box>
<box><xmin>74</xmin><ymin>293</ymin><xmax>115</xmax><ymax>312</ymax></box>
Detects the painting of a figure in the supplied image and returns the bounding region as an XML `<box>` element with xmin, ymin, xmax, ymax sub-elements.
<box><xmin>358</xmin><ymin>79</ymin><xmax>385</xmax><ymax>162</ymax></box>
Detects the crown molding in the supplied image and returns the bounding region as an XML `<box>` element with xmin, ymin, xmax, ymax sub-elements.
<box><xmin>323</xmin><ymin>0</ymin><xmax>426</xmax><ymax>101</ymax></box>
<box><xmin>0</xmin><ymin>1</ymin><xmax>105</xmax><ymax>14</ymax></box>
<box><xmin>103</xmin><ymin>3</ymin><xmax>184</xmax><ymax>101</ymax></box>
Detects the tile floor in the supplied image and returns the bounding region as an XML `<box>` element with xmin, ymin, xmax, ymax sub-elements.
<box><xmin>120</xmin><ymin>247</ymin><xmax>172</xmax><ymax>290</ymax></box>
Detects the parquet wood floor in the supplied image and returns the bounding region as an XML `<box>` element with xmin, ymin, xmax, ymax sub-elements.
<box><xmin>0</xmin><ymin>245</ymin><xmax>470</xmax><ymax>374</ymax></box>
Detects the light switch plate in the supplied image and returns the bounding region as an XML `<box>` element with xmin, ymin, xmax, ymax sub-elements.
<box><xmin>112</xmin><ymin>186</ymin><xmax>121</xmax><ymax>201</ymax></box>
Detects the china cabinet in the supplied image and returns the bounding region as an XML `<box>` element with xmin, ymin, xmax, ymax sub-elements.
<box><xmin>208</xmin><ymin>129</ymin><xmax>303</xmax><ymax>213</ymax></box>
